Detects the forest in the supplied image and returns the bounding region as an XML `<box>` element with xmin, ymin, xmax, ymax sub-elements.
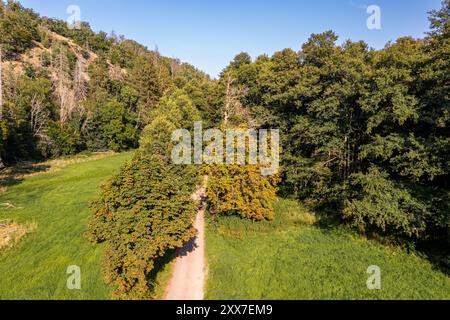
<box><xmin>0</xmin><ymin>0</ymin><xmax>448</xmax><ymax>300</ymax></box>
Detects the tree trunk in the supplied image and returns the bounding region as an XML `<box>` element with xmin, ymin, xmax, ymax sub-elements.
<box><xmin>0</xmin><ymin>45</ymin><xmax>3</xmax><ymax>121</ymax></box>
<box><xmin>0</xmin><ymin>45</ymin><xmax>5</xmax><ymax>170</ymax></box>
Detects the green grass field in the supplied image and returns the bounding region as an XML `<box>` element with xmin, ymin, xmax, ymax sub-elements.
<box><xmin>205</xmin><ymin>199</ymin><xmax>450</xmax><ymax>300</ymax></box>
<box><xmin>0</xmin><ymin>152</ymin><xmax>135</xmax><ymax>300</ymax></box>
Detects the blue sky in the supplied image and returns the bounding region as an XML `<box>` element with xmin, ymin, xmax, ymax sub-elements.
<box><xmin>19</xmin><ymin>0</ymin><xmax>443</xmax><ymax>77</ymax></box>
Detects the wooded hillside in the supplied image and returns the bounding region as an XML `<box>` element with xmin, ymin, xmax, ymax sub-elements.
<box><xmin>0</xmin><ymin>0</ymin><xmax>214</xmax><ymax>166</ymax></box>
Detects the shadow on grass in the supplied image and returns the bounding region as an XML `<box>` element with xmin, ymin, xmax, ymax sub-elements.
<box><xmin>146</xmin><ymin>248</ymin><xmax>177</xmax><ymax>296</ymax></box>
<box><xmin>0</xmin><ymin>162</ymin><xmax>50</xmax><ymax>190</ymax></box>
<box><xmin>416</xmin><ymin>241</ymin><xmax>450</xmax><ymax>276</ymax></box>
<box><xmin>307</xmin><ymin>200</ymin><xmax>450</xmax><ymax>277</ymax></box>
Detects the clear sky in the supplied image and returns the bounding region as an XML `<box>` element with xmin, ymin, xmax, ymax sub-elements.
<box><xmin>19</xmin><ymin>0</ymin><xmax>443</xmax><ymax>77</ymax></box>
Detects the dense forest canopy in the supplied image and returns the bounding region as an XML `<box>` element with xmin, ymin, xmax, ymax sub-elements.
<box><xmin>221</xmin><ymin>1</ymin><xmax>449</xmax><ymax>249</ymax></box>
<box><xmin>0</xmin><ymin>0</ymin><xmax>449</xmax><ymax>272</ymax></box>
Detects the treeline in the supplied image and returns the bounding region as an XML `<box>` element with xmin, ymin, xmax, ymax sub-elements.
<box><xmin>217</xmin><ymin>1</ymin><xmax>449</xmax><ymax>248</ymax></box>
<box><xmin>0</xmin><ymin>0</ymin><xmax>214</xmax><ymax>166</ymax></box>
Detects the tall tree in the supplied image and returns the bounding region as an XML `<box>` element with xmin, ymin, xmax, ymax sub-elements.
<box><xmin>0</xmin><ymin>44</ymin><xmax>3</xmax><ymax>121</ymax></box>
<box><xmin>129</xmin><ymin>54</ymin><xmax>164</xmax><ymax>127</ymax></box>
<box><xmin>54</xmin><ymin>44</ymin><xmax>75</xmax><ymax>126</ymax></box>
<box><xmin>0</xmin><ymin>44</ymin><xmax>4</xmax><ymax>169</ymax></box>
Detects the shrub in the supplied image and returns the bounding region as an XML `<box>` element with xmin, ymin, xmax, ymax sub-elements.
<box><xmin>343</xmin><ymin>167</ymin><xmax>429</xmax><ymax>239</ymax></box>
<box><xmin>206</xmin><ymin>164</ymin><xmax>280</xmax><ymax>221</ymax></box>
<box><xmin>46</xmin><ymin>122</ymin><xmax>83</xmax><ymax>157</ymax></box>
<box><xmin>40</xmin><ymin>51</ymin><xmax>51</xmax><ymax>67</ymax></box>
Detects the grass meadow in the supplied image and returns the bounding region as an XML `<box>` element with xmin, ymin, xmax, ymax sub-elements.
<box><xmin>205</xmin><ymin>199</ymin><xmax>450</xmax><ymax>300</ymax></box>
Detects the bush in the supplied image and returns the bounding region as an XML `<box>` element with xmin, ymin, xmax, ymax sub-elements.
<box><xmin>343</xmin><ymin>167</ymin><xmax>428</xmax><ymax>239</ymax></box>
<box><xmin>46</xmin><ymin>122</ymin><xmax>83</xmax><ymax>157</ymax></box>
<box><xmin>206</xmin><ymin>164</ymin><xmax>280</xmax><ymax>221</ymax></box>
<box><xmin>40</xmin><ymin>51</ymin><xmax>51</xmax><ymax>67</ymax></box>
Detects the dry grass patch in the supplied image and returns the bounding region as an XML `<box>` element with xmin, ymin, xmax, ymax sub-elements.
<box><xmin>0</xmin><ymin>220</ymin><xmax>37</xmax><ymax>251</ymax></box>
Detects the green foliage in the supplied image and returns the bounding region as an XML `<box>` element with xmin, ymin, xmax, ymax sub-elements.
<box><xmin>181</xmin><ymin>78</ymin><xmax>222</xmax><ymax>128</ymax></box>
<box><xmin>0</xmin><ymin>120</ymin><xmax>9</xmax><ymax>162</ymax></box>
<box><xmin>221</xmin><ymin>52</ymin><xmax>252</xmax><ymax>76</ymax></box>
<box><xmin>139</xmin><ymin>116</ymin><xmax>177</xmax><ymax>157</ymax></box>
<box><xmin>86</xmin><ymin>151</ymin><xmax>196</xmax><ymax>299</ymax></box>
<box><xmin>343</xmin><ymin>167</ymin><xmax>428</xmax><ymax>239</ymax></box>
<box><xmin>40</xmin><ymin>51</ymin><xmax>51</xmax><ymax>67</ymax></box>
<box><xmin>129</xmin><ymin>54</ymin><xmax>165</xmax><ymax>126</ymax></box>
<box><xmin>46</xmin><ymin>122</ymin><xmax>83</xmax><ymax>157</ymax></box>
<box><xmin>1</xmin><ymin>0</ymin><xmax>447</xmax><ymax>255</ymax></box>
<box><xmin>99</xmin><ymin>100</ymin><xmax>137</xmax><ymax>152</ymax></box>
<box><xmin>81</xmin><ymin>94</ymin><xmax>138</xmax><ymax>152</ymax></box>
<box><xmin>226</xmin><ymin>2</ymin><xmax>450</xmax><ymax>247</ymax></box>
<box><xmin>151</xmin><ymin>88</ymin><xmax>202</xmax><ymax>130</ymax></box>
<box><xmin>108</xmin><ymin>39</ymin><xmax>146</xmax><ymax>69</ymax></box>
<box><xmin>86</xmin><ymin>109</ymin><xmax>199</xmax><ymax>298</ymax></box>
<box><xmin>87</xmin><ymin>56</ymin><xmax>110</xmax><ymax>92</ymax></box>
<box><xmin>0</xmin><ymin>0</ymin><xmax>39</xmax><ymax>57</ymax></box>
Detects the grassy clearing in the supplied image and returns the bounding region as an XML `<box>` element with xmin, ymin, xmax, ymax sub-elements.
<box><xmin>0</xmin><ymin>152</ymin><xmax>133</xmax><ymax>300</ymax></box>
<box><xmin>205</xmin><ymin>198</ymin><xmax>450</xmax><ymax>300</ymax></box>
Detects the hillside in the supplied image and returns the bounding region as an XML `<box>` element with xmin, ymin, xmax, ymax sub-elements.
<box><xmin>4</xmin><ymin>29</ymin><xmax>97</xmax><ymax>81</ymax></box>
<box><xmin>0</xmin><ymin>0</ymin><xmax>215</xmax><ymax>166</ymax></box>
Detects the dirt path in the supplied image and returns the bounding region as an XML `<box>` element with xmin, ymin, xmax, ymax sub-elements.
<box><xmin>164</xmin><ymin>180</ymin><xmax>207</xmax><ymax>300</ymax></box>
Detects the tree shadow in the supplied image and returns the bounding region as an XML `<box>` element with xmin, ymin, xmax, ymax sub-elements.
<box><xmin>175</xmin><ymin>236</ymin><xmax>199</xmax><ymax>259</ymax></box>
<box><xmin>146</xmin><ymin>248</ymin><xmax>176</xmax><ymax>295</ymax></box>
<box><xmin>308</xmin><ymin>203</ymin><xmax>343</xmax><ymax>231</ymax></box>
<box><xmin>416</xmin><ymin>241</ymin><xmax>450</xmax><ymax>276</ymax></box>
<box><xmin>145</xmin><ymin>235</ymin><xmax>199</xmax><ymax>297</ymax></box>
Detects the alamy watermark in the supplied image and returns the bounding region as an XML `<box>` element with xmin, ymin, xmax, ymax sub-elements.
<box><xmin>67</xmin><ymin>265</ymin><xmax>81</xmax><ymax>290</ymax></box>
<box><xmin>66</xmin><ymin>5</ymin><xmax>82</xmax><ymax>30</ymax></box>
<box><xmin>367</xmin><ymin>5</ymin><xmax>381</xmax><ymax>30</ymax></box>
<box><xmin>367</xmin><ymin>265</ymin><xmax>381</xmax><ymax>290</ymax></box>
<box><xmin>171</xmin><ymin>122</ymin><xmax>280</xmax><ymax>176</ymax></box>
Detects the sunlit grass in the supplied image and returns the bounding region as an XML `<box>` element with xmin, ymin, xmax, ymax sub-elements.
<box><xmin>205</xmin><ymin>199</ymin><xmax>450</xmax><ymax>300</ymax></box>
<box><xmin>0</xmin><ymin>152</ymin><xmax>133</xmax><ymax>300</ymax></box>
